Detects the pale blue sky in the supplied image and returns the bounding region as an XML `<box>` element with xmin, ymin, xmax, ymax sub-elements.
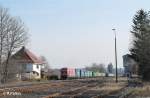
<box><xmin>0</xmin><ymin>0</ymin><xmax>149</xmax><ymax>68</ymax></box>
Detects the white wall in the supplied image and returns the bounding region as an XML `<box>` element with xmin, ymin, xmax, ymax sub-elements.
<box><xmin>33</xmin><ymin>64</ymin><xmax>41</xmax><ymax>78</ymax></box>
<box><xmin>24</xmin><ymin>63</ymin><xmax>42</xmax><ymax>79</ymax></box>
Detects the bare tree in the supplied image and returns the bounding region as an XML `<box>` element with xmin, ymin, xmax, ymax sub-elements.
<box><xmin>40</xmin><ymin>56</ymin><xmax>50</xmax><ymax>71</ymax></box>
<box><xmin>0</xmin><ymin>6</ymin><xmax>28</xmax><ymax>83</ymax></box>
<box><xmin>85</xmin><ymin>63</ymin><xmax>106</xmax><ymax>73</ymax></box>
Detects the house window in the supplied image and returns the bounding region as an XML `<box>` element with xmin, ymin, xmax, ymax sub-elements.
<box><xmin>37</xmin><ymin>65</ymin><xmax>39</xmax><ymax>69</ymax></box>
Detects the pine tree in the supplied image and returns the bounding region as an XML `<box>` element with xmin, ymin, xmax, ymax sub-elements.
<box><xmin>130</xmin><ymin>9</ymin><xmax>150</xmax><ymax>80</ymax></box>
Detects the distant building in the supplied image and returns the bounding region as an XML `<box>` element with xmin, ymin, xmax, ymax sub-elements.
<box><xmin>122</xmin><ymin>54</ymin><xmax>138</xmax><ymax>77</ymax></box>
<box><xmin>41</xmin><ymin>68</ymin><xmax>61</xmax><ymax>79</ymax></box>
<box><xmin>11</xmin><ymin>46</ymin><xmax>45</xmax><ymax>80</ymax></box>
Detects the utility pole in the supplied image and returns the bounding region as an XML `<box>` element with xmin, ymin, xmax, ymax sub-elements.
<box><xmin>112</xmin><ymin>28</ymin><xmax>118</xmax><ymax>83</ymax></box>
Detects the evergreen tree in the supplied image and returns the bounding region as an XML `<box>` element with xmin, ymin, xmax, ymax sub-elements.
<box><xmin>130</xmin><ymin>9</ymin><xmax>150</xmax><ymax>80</ymax></box>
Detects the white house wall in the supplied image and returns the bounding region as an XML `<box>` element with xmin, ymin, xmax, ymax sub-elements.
<box><xmin>33</xmin><ymin>64</ymin><xmax>41</xmax><ymax>78</ymax></box>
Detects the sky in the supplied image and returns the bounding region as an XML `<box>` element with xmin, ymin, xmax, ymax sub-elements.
<box><xmin>0</xmin><ymin>0</ymin><xmax>149</xmax><ymax>68</ymax></box>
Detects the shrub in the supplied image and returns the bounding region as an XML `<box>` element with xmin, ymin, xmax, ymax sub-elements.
<box><xmin>47</xmin><ymin>75</ymin><xmax>58</xmax><ymax>80</ymax></box>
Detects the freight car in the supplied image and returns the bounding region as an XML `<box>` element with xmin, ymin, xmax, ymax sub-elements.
<box><xmin>75</xmin><ymin>69</ymin><xmax>81</xmax><ymax>78</ymax></box>
<box><xmin>60</xmin><ymin>68</ymin><xmax>75</xmax><ymax>79</ymax></box>
<box><xmin>60</xmin><ymin>68</ymin><xmax>105</xmax><ymax>79</ymax></box>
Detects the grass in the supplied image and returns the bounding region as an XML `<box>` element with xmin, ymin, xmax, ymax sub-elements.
<box><xmin>131</xmin><ymin>86</ymin><xmax>150</xmax><ymax>97</ymax></box>
<box><xmin>102</xmin><ymin>82</ymin><xmax>126</xmax><ymax>94</ymax></box>
<box><xmin>90</xmin><ymin>78</ymin><xmax>127</xmax><ymax>95</ymax></box>
<box><xmin>127</xmin><ymin>80</ymin><xmax>150</xmax><ymax>97</ymax></box>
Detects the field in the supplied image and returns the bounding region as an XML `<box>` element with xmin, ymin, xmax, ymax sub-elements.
<box><xmin>0</xmin><ymin>77</ymin><xmax>149</xmax><ymax>98</ymax></box>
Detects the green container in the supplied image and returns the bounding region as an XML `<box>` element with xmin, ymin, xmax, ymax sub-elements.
<box><xmin>89</xmin><ymin>71</ymin><xmax>93</xmax><ymax>77</ymax></box>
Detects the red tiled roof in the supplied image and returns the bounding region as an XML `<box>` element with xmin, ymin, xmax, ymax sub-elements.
<box><xmin>25</xmin><ymin>48</ymin><xmax>43</xmax><ymax>64</ymax></box>
<box><xmin>13</xmin><ymin>46</ymin><xmax>44</xmax><ymax>64</ymax></box>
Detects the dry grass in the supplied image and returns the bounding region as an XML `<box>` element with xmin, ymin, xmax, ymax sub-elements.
<box><xmin>90</xmin><ymin>81</ymin><xmax>127</xmax><ymax>95</ymax></box>
<box><xmin>43</xmin><ymin>93</ymin><xmax>60</xmax><ymax>98</ymax></box>
<box><xmin>128</xmin><ymin>80</ymin><xmax>150</xmax><ymax>97</ymax></box>
<box><xmin>131</xmin><ymin>86</ymin><xmax>150</xmax><ymax>97</ymax></box>
<box><xmin>101</xmin><ymin>83</ymin><xmax>126</xmax><ymax>94</ymax></box>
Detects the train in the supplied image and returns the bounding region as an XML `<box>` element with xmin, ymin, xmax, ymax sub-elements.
<box><xmin>60</xmin><ymin>68</ymin><xmax>106</xmax><ymax>79</ymax></box>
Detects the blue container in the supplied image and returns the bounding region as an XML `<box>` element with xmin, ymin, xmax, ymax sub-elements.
<box><xmin>81</xmin><ymin>69</ymin><xmax>86</xmax><ymax>77</ymax></box>
<box><xmin>85</xmin><ymin>70</ymin><xmax>89</xmax><ymax>77</ymax></box>
<box><xmin>75</xmin><ymin>69</ymin><xmax>81</xmax><ymax>78</ymax></box>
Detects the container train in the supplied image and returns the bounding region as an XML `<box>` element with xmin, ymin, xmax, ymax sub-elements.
<box><xmin>60</xmin><ymin>68</ymin><xmax>106</xmax><ymax>79</ymax></box>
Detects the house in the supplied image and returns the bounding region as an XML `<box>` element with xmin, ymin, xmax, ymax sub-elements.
<box><xmin>11</xmin><ymin>46</ymin><xmax>45</xmax><ymax>80</ymax></box>
<box><xmin>122</xmin><ymin>54</ymin><xmax>138</xmax><ymax>77</ymax></box>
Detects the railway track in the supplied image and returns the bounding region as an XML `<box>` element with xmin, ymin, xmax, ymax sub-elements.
<box><xmin>0</xmin><ymin>77</ymin><xmax>127</xmax><ymax>98</ymax></box>
<box><xmin>0</xmin><ymin>79</ymin><xmax>95</xmax><ymax>97</ymax></box>
<box><xmin>42</xmin><ymin>79</ymin><xmax>106</xmax><ymax>98</ymax></box>
<box><xmin>0</xmin><ymin>81</ymin><xmax>65</xmax><ymax>97</ymax></box>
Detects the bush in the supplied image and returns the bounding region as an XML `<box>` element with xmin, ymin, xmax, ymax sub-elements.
<box><xmin>47</xmin><ymin>75</ymin><xmax>58</xmax><ymax>80</ymax></box>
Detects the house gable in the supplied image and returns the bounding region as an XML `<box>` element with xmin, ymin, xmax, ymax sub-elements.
<box><xmin>12</xmin><ymin>46</ymin><xmax>44</xmax><ymax>64</ymax></box>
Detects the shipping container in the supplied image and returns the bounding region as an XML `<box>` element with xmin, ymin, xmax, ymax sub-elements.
<box><xmin>86</xmin><ymin>71</ymin><xmax>89</xmax><ymax>77</ymax></box>
<box><xmin>96</xmin><ymin>72</ymin><xmax>101</xmax><ymax>76</ymax></box>
<box><xmin>92</xmin><ymin>72</ymin><xmax>105</xmax><ymax>77</ymax></box>
<box><xmin>84</xmin><ymin>71</ymin><xmax>88</xmax><ymax>77</ymax></box>
<box><xmin>75</xmin><ymin>69</ymin><xmax>81</xmax><ymax>78</ymax></box>
<box><xmin>81</xmin><ymin>69</ymin><xmax>86</xmax><ymax>77</ymax></box>
<box><xmin>89</xmin><ymin>71</ymin><xmax>93</xmax><ymax>77</ymax></box>
<box><xmin>86</xmin><ymin>71</ymin><xmax>90</xmax><ymax>77</ymax></box>
<box><xmin>61</xmin><ymin>67</ymin><xmax>106</xmax><ymax>79</ymax></box>
<box><xmin>61</xmin><ymin>68</ymin><xmax>67</xmax><ymax>79</ymax></box>
<box><xmin>60</xmin><ymin>68</ymin><xmax>75</xmax><ymax>79</ymax></box>
<box><xmin>92</xmin><ymin>72</ymin><xmax>96</xmax><ymax>77</ymax></box>
<box><xmin>67</xmin><ymin>68</ymin><xmax>75</xmax><ymax>77</ymax></box>
<box><xmin>92</xmin><ymin>71</ymin><xmax>100</xmax><ymax>77</ymax></box>
<box><xmin>99</xmin><ymin>73</ymin><xmax>105</xmax><ymax>76</ymax></box>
